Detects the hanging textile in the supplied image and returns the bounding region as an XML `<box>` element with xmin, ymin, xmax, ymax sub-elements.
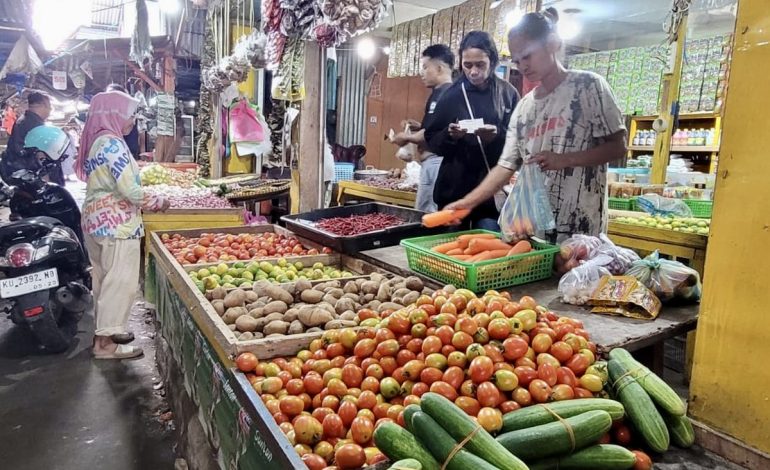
<box><xmin>130</xmin><ymin>0</ymin><xmax>153</xmax><ymax>64</ymax></box>
<box><xmin>195</xmin><ymin>17</ymin><xmax>217</xmax><ymax>176</ymax></box>
<box><xmin>266</xmin><ymin>99</ymin><xmax>287</xmax><ymax>167</ymax></box>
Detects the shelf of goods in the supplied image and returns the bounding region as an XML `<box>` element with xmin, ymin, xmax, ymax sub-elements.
<box><xmin>336</xmin><ymin>180</ymin><xmax>416</xmax><ymax>208</ymax></box>
<box><xmin>148</xmin><ymin>222</ymin><xmax>702</xmax><ymax>469</ymax></box>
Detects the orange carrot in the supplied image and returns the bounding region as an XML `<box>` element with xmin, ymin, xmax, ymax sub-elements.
<box><xmin>468</xmin><ymin>249</ymin><xmax>512</xmax><ymax>263</ymax></box>
<box><xmin>467</xmin><ymin>250</ymin><xmax>493</xmax><ymax>262</ymax></box>
<box><xmin>457</xmin><ymin>233</ymin><xmax>498</xmax><ymax>248</ymax></box>
<box><xmin>487</xmin><ymin>249</ymin><xmax>512</xmax><ymax>259</ymax></box>
<box><xmin>507</xmin><ymin>240</ymin><xmax>533</xmax><ymax>256</ymax></box>
<box><xmin>446</xmin><ymin>248</ymin><xmax>465</xmax><ymax>256</ymax></box>
<box><xmin>433</xmin><ymin>241</ymin><xmax>461</xmax><ymax>254</ymax></box>
<box><xmin>451</xmin><ymin>254</ymin><xmax>472</xmax><ymax>261</ymax></box>
<box><xmin>467</xmin><ymin>238</ymin><xmax>515</xmax><ymax>255</ymax></box>
<box><xmin>422</xmin><ymin>209</ymin><xmax>471</xmax><ymax>228</ymax></box>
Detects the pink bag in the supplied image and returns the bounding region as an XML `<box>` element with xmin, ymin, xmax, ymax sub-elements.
<box><xmin>229</xmin><ymin>99</ymin><xmax>266</xmax><ymax>143</ymax></box>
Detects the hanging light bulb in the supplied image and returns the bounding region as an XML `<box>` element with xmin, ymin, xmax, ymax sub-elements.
<box><xmin>357</xmin><ymin>38</ymin><xmax>377</xmax><ymax>61</ymax></box>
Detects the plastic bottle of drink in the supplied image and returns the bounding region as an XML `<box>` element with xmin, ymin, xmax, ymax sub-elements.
<box><xmin>698</xmin><ymin>129</ymin><xmax>707</xmax><ymax>146</ymax></box>
<box><xmin>686</xmin><ymin>129</ymin><xmax>695</xmax><ymax>146</ymax></box>
<box><xmin>646</xmin><ymin>130</ymin><xmax>656</xmax><ymax>146</ymax></box>
<box><xmin>632</xmin><ymin>130</ymin><xmax>640</xmax><ymax>146</ymax></box>
<box><xmin>706</xmin><ymin>128</ymin><xmax>715</xmax><ymax>146</ymax></box>
<box><xmin>673</xmin><ymin>129</ymin><xmax>682</xmax><ymax>146</ymax></box>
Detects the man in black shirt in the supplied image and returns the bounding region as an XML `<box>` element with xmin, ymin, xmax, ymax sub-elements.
<box><xmin>2</xmin><ymin>92</ymin><xmax>67</xmax><ymax>186</ymax></box>
<box><xmin>392</xmin><ymin>44</ymin><xmax>454</xmax><ymax>212</ymax></box>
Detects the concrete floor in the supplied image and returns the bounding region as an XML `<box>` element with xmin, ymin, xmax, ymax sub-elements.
<box><xmin>0</xmin><ymin>303</ymin><xmax>177</xmax><ymax>469</ymax></box>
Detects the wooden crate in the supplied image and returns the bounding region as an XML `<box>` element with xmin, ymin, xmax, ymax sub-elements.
<box><xmin>149</xmin><ymin>231</ymin><xmax>397</xmax><ymax>362</ymax></box>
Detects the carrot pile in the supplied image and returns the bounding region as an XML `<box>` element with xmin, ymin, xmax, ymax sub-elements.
<box><xmin>432</xmin><ymin>233</ymin><xmax>534</xmax><ymax>263</ymax></box>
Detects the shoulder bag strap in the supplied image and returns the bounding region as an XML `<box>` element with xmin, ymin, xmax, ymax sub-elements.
<box><xmin>461</xmin><ymin>82</ymin><xmax>493</xmax><ymax>175</ymax></box>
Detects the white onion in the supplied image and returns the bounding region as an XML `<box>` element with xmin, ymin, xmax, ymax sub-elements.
<box><xmin>143</xmin><ymin>185</ymin><xmax>233</xmax><ymax>209</ymax></box>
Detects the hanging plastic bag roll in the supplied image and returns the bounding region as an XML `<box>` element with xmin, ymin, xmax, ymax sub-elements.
<box><xmin>497</xmin><ymin>163</ymin><xmax>556</xmax><ymax>243</ymax></box>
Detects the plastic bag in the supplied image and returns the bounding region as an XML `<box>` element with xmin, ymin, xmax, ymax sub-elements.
<box><xmin>595</xmin><ymin>234</ymin><xmax>640</xmax><ymax>275</ymax></box>
<box><xmin>554</xmin><ymin>235</ymin><xmax>605</xmax><ymax>274</ymax></box>
<box><xmin>498</xmin><ymin>163</ymin><xmax>556</xmax><ymax>243</ymax></box>
<box><xmin>558</xmin><ymin>255</ymin><xmax>613</xmax><ymax>305</ymax></box>
<box><xmin>625</xmin><ymin>251</ymin><xmax>702</xmax><ymax>303</ymax></box>
<box><xmin>400</xmin><ymin>161</ymin><xmax>421</xmax><ymax>189</ymax></box>
<box><xmin>636</xmin><ymin>194</ymin><xmax>693</xmax><ymax>218</ymax></box>
<box><xmin>390</xmin><ymin>124</ymin><xmax>421</xmax><ymax>163</ymax></box>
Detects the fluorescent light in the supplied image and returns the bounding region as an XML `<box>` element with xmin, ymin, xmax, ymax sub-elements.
<box><xmin>357</xmin><ymin>38</ymin><xmax>377</xmax><ymax>61</ymax></box>
<box><xmin>559</xmin><ymin>17</ymin><xmax>582</xmax><ymax>40</ymax></box>
<box><xmin>382</xmin><ymin>46</ymin><xmax>391</xmax><ymax>55</ymax></box>
<box><xmin>505</xmin><ymin>8</ymin><xmax>524</xmax><ymax>29</ymax></box>
<box><xmin>158</xmin><ymin>0</ymin><xmax>179</xmax><ymax>13</ymax></box>
<box><xmin>33</xmin><ymin>0</ymin><xmax>91</xmax><ymax>50</ymax></box>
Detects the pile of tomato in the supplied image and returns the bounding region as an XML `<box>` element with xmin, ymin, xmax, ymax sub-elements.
<box><xmin>236</xmin><ymin>288</ymin><xmax>604</xmax><ymax>470</ymax></box>
<box><xmin>160</xmin><ymin>231</ymin><xmax>332</xmax><ymax>265</ymax></box>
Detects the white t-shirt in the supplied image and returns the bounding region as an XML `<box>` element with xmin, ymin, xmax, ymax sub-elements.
<box><xmin>498</xmin><ymin>70</ymin><xmax>625</xmax><ymax>241</ymax></box>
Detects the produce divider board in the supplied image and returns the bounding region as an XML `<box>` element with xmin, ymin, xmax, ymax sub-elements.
<box><xmin>149</xmin><ymin>231</ymin><xmax>405</xmax><ymax>362</ymax></box>
<box><xmin>281</xmin><ymin>203</ymin><xmax>439</xmax><ymax>254</ymax></box>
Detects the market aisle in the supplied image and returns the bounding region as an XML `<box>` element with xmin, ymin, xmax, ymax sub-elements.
<box><xmin>0</xmin><ymin>301</ymin><xmax>177</xmax><ymax>469</ymax></box>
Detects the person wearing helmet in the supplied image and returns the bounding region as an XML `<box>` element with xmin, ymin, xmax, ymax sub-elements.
<box><xmin>0</xmin><ymin>125</ymin><xmax>71</xmax><ymax>187</ymax></box>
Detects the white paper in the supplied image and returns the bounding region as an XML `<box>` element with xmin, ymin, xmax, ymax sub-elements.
<box><xmin>458</xmin><ymin>118</ymin><xmax>484</xmax><ymax>133</ymax></box>
<box><xmin>52</xmin><ymin>71</ymin><xmax>67</xmax><ymax>90</ymax></box>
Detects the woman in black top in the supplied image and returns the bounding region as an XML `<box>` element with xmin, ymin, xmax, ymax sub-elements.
<box><xmin>425</xmin><ymin>31</ymin><xmax>520</xmax><ymax>229</ymax></box>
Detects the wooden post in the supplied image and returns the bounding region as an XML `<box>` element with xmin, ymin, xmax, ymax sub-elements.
<box><xmin>650</xmin><ymin>15</ymin><xmax>688</xmax><ymax>184</ymax></box>
<box><xmin>297</xmin><ymin>43</ymin><xmax>324</xmax><ymax>212</ymax></box>
<box><xmin>154</xmin><ymin>52</ymin><xmax>178</xmax><ymax>162</ymax></box>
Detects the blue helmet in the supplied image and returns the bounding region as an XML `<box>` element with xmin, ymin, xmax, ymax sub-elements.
<box><xmin>24</xmin><ymin>125</ymin><xmax>71</xmax><ymax>162</ymax></box>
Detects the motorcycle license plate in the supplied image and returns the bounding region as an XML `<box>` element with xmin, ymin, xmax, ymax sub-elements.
<box><xmin>0</xmin><ymin>268</ymin><xmax>59</xmax><ymax>299</ymax></box>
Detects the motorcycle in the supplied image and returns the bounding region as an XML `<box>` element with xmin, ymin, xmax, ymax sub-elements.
<box><xmin>0</xmin><ymin>128</ymin><xmax>91</xmax><ymax>353</ymax></box>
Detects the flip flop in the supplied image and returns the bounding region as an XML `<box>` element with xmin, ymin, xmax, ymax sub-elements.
<box><xmin>110</xmin><ymin>332</ymin><xmax>135</xmax><ymax>344</ymax></box>
<box><xmin>93</xmin><ymin>344</ymin><xmax>144</xmax><ymax>360</ymax></box>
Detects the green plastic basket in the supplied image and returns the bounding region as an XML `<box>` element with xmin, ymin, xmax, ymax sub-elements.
<box><xmin>400</xmin><ymin>230</ymin><xmax>559</xmax><ymax>293</ymax></box>
<box><xmin>608</xmin><ymin>197</ymin><xmax>632</xmax><ymax>211</ymax></box>
<box><xmin>630</xmin><ymin>197</ymin><xmax>641</xmax><ymax>212</ymax></box>
<box><xmin>684</xmin><ymin>199</ymin><xmax>713</xmax><ymax>218</ymax></box>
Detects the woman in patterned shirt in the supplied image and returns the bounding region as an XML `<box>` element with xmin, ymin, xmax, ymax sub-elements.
<box><xmin>446</xmin><ymin>8</ymin><xmax>627</xmax><ymax>242</ymax></box>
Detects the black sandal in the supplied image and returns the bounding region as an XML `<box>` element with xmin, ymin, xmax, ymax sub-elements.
<box><xmin>110</xmin><ymin>332</ymin><xmax>135</xmax><ymax>344</ymax></box>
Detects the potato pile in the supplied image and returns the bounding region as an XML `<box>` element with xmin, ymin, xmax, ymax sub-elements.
<box><xmin>207</xmin><ymin>273</ymin><xmax>428</xmax><ymax>341</ymax></box>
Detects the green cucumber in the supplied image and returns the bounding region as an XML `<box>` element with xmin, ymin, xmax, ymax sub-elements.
<box><xmin>373</xmin><ymin>422</ymin><xmax>440</xmax><ymax>470</ymax></box>
<box><xmin>608</xmin><ymin>359</ymin><xmax>670</xmax><ymax>453</ymax></box>
<box><xmin>496</xmin><ymin>410</ymin><xmax>612</xmax><ymax>461</ymax></box>
<box><xmin>664</xmin><ymin>413</ymin><xmax>696</xmax><ymax>448</ymax></box>
<box><xmin>501</xmin><ymin>398</ymin><xmax>625</xmax><ymax>432</ymax></box>
<box><xmin>528</xmin><ymin>444</ymin><xmax>636</xmax><ymax>470</ymax></box>
<box><xmin>609</xmin><ymin>348</ymin><xmax>686</xmax><ymax>416</ymax></box>
<box><xmin>411</xmin><ymin>411</ymin><xmax>499</xmax><ymax>470</ymax></box>
<box><xmin>420</xmin><ymin>392</ymin><xmax>528</xmax><ymax>470</ymax></box>
<box><xmin>388</xmin><ymin>458</ymin><xmax>423</xmax><ymax>470</ymax></box>
<box><xmin>403</xmin><ymin>404</ymin><xmax>422</xmax><ymax>434</ymax></box>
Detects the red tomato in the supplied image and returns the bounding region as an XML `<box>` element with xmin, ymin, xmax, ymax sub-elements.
<box><xmin>322</xmin><ymin>395</ymin><xmax>340</xmax><ymax>411</ymax></box>
<box><xmin>365</xmin><ymin>364</ymin><xmax>384</xmax><ymax>380</ymax></box>
<box><xmin>429</xmin><ymin>381</ymin><xmax>459</xmax><ymax>401</ymax></box>
<box><xmin>550</xmin><ymin>341</ymin><xmax>574</xmax><ymax>363</ymax></box>
<box><xmin>574</xmin><ymin>387</ymin><xmax>594</xmax><ymax>399</ymax></box>
<box><xmin>350</xmin><ymin>417</ymin><xmax>374</xmax><ymax>445</ymax></box>
<box><xmin>566</xmin><ymin>354</ymin><xmax>590</xmax><ymax>376</ymax></box>
<box><xmin>483</xmin><ymin>344</ymin><xmax>505</xmax><ymax>364</ymax></box>
<box><xmin>551</xmin><ymin>384</ymin><xmax>575</xmax><ymax>401</ymax></box>
<box><xmin>338</xmin><ymin>401</ymin><xmax>358</xmax><ymax>427</ymax></box>
<box><xmin>326</xmin><ymin>343</ymin><xmax>346</xmax><ymax>359</ymax></box>
<box><xmin>360</xmin><ymin>377</ymin><xmax>380</xmax><ymax>394</ymax></box>
<box><xmin>466</xmin><ymin>298</ymin><xmax>487</xmax><ymax>316</ymax></box>
<box><xmin>294</xmin><ymin>415</ymin><xmax>323</xmax><ymax>446</ymax></box>
<box><xmin>451</xmin><ymin>331</ymin><xmax>474</xmax><ymax>350</ymax></box>
<box><xmin>499</xmin><ymin>400</ymin><xmax>521</xmax><ymax>414</ymax></box>
<box><xmin>460</xmin><ymin>379</ymin><xmax>477</xmax><ymax>398</ymax></box>
<box><xmin>420</xmin><ymin>367</ymin><xmax>444</xmax><ymax>385</ymax></box>
<box><xmin>380</xmin><ymin>357</ymin><xmax>398</xmax><ymax>376</ymax></box>
<box><xmin>235</xmin><ymin>353</ymin><xmax>259</xmax><ymax>372</ymax></box>
<box><xmin>477</xmin><ymin>407</ymin><xmax>503</xmax><ymax>433</ymax></box>
<box><xmin>302</xmin><ymin>453</ymin><xmax>326</xmax><ymax>470</ymax></box>
<box><xmin>614</xmin><ymin>423</ymin><xmax>632</xmax><ymax>445</ymax></box>
<box><xmin>279</xmin><ymin>396</ymin><xmax>305</xmax><ymax>417</ymax></box>
<box><xmin>516</xmin><ymin>357</ymin><xmax>538</xmax><ymax>369</ymax></box>
<box><xmin>435</xmin><ymin>325</ymin><xmax>455</xmax><ymax>345</ymax></box>
<box><xmin>341</xmin><ymin>365</ymin><xmax>364</xmax><ymax>388</ymax></box>
<box><xmin>512</xmin><ymin>387</ymin><xmax>532</xmax><ymax>406</ymax></box>
<box><xmin>528</xmin><ymin>379</ymin><xmax>552</xmax><ymax>403</ymax></box>
<box><xmin>442</xmin><ymin>366</ymin><xmax>465</xmax><ymax>390</ymax></box>
<box><xmin>396</xmin><ymin>349</ymin><xmax>416</xmax><ymax>367</ymax></box>
<box><xmin>537</xmin><ymin>363</ymin><xmax>558</xmax><ymax>387</ymax></box>
<box><xmin>632</xmin><ymin>451</ymin><xmax>653</xmax><ymax>470</ymax></box>
<box><xmin>403</xmin><ymin>360</ymin><xmax>426</xmax><ymax>381</ymax></box>
<box><xmin>469</xmin><ymin>356</ymin><xmax>495</xmax><ymax>384</ymax></box>
<box><xmin>454</xmin><ymin>396</ymin><xmax>481</xmax><ymax>416</ymax></box>
<box><xmin>389</xmin><ymin>315</ymin><xmax>411</xmax><ymax>335</ymax></box>
<box><xmin>411</xmin><ymin>382</ymin><xmax>429</xmax><ymax>397</ymax></box>
<box><xmin>502</xmin><ymin>337</ymin><xmax>529</xmax><ymax>361</ymax></box>
<box><xmin>598</xmin><ymin>433</ymin><xmax>612</xmax><ymax>445</ymax></box>
<box><xmin>311</xmin><ymin>407</ymin><xmax>335</xmax><ymax>423</ymax></box>
<box><xmin>492</xmin><ymin>369</ymin><xmax>519</xmax><ymax>392</ymax></box>
<box><xmin>354</xmin><ymin>339</ymin><xmax>376</xmax><ymax>359</ymax></box>
<box><xmin>556</xmin><ymin>367</ymin><xmax>579</xmax><ymax>388</ymax></box>
<box><xmin>373</xmin><ymin>403</ymin><xmax>391</xmax><ymax>420</ymax></box>
<box><xmin>286</xmin><ymin>378</ymin><xmax>305</xmax><ymax>395</ymax></box>
<box><xmin>477</xmin><ymin>381</ymin><xmax>502</xmax><ymax>407</ymax></box>
<box><xmin>376</xmin><ymin>339</ymin><xmax>399</xmax><ymax>357</ymax></box>
<box><xmin>447</xmin><ymin>351</ymin><xmax>468</xmax><ymax>368</ymax></box>
<box><xmin>488</xmin><ymin>319</ymin><xmax>512</xmax><ymax>340</ymax></box>
<box><xmin>335</xmin><ymin>443</ymin><xmax>367</xmax><ymax>470</ymax></box>
<box><xmin>513</xmin><ymin>366</ymin><xmax>538</xmax><ymax>387</ymax></box>
<box><xmin>531</xmin><ymin>333</ymin><xmax>554</xmax><ymax>354</ymax></box>
<box><xmin>406</xmin><ymin>338</ymin><xmax>423</xmax><ymax>354</ymax></box>
<box><xmin>421</xmin><ymin>336</ymin><xmax>443</xmax><ymax>355</ymax></box>
<box><xmin>322</xmin><ymin>413</ymin><xmax>345</xmax><ymax>439</ymax></box>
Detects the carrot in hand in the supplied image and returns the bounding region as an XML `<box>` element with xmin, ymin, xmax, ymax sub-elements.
<box><xmin>422</xmin><ymin>209</ymin><xmax>471</xmax><ymax>228</ymax></box>
<box><xmin>433</xmin><ymin>241</ymin><xmax>461</xmax><ymax>254</ymax></box>
<box><xmin>466</xmin><ymin>238</ymin><xmax>515</xmax><ymax>255</ymax></box>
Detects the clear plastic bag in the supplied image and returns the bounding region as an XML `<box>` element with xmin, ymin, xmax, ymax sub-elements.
<box><xmin>498</xmin><ymin>163</ymin><xmax>556</xmax><ymax>243</ymax></box>
<box><xmin>636</xmin><ymin>194</ymin><xmax>693</xmax><ymax>218</ymax></box>
<box><xmin>558</xmin><ymin>255</ymin><xmax>613</xmax><ymax>305</ymax></box>
<box><xmin>555</xmin><ymin>234</ymin><xmax>605</xmax><ymax>274</ymax></box>
<box><xmin>625</xmin><ymin>251</ymin><xmax>702</xmax><ymax>303</ymax></box>
<box><xmin>595</xmin><ymin>234</ymin><xmax>640</xmax><ymax>275</ymax></box>
<box><xmin>400</xmin><ymin>161</ymin><xmax>421</xmax><ymax>189</ymax></box>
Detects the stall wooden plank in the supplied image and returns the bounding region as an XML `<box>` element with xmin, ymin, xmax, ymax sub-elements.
<box><xmin>357</xmin><ymin>245</ymin><xmax>699</xmax><ymax>353</ymax></box>
<box><xmin>608</xmin><ymin>221</ymin><xmax>707</xmax><ymax>249</ymax></box>
<box><xmin>337</xmin><ymin>181</ymin><xmax>416</xmax><ymax>207</ymax></box>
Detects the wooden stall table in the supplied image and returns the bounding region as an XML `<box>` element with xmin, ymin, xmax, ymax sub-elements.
<box><xmin>227</xmin><ymin>188</ymin><xmax>290</xmax><ymax>220</ymax></box>
<box><xmin>607</xmin><ymin>211</ymin><xmax>708</xmax><ymax>276</ymax></box>
<box><xmin>336</xmin><ymin>180</ymin><xmax>416</xmax><ymax>207</ymax></box>
<box><xmin>356</xmin><ymin>245</ymin><xmax>699</xmax><ymax>375</ymax></box>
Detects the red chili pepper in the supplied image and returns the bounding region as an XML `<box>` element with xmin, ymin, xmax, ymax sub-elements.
<box><xmin>315</xmin><ymin>214</ymin><xmax>405</xmax><ymax>236</ymax></box>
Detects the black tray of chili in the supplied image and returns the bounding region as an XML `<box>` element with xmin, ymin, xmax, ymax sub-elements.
<box><xmin>281</xmin><ymin>203</ymin><xmax>441</xmax><ymax>254</ymax></box>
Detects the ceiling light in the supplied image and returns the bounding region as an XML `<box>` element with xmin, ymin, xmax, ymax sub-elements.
<box><xmin>382</xmin><ymin>46</ymin><xmax>391</xmax><ymax>55</ymax></box>
<box><xmin>357</xmin><ymin>38</ymin><xmax>377</xmax><ymax>61</ymax></box>
<box><xmin>558</xmin><ymin>17</ymin><xmax>582</xmax><ymax>40</ymax></box>
<box><xmin>505</xmin><ymin>8</ymin><xmax>524</xmax><ymax>29</ymax></box>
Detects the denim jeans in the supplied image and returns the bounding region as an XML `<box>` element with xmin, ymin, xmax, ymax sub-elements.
<box><xmin>474</xmin><ymin>218</ymin><xmax>500</xmax><ymax>232</ymax></box>
<box><xmin>415</xmin><ymin>155</ymin><xmax>442</xmax><ymax>213</ymax></box>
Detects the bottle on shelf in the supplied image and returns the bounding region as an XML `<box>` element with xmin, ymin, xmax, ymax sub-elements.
<box><xmin>705</xmin><ymin>128</ymin><xmax>715</xmax><ymax>146</ymax></box>
<box><xmin>632</xmin><ymin>130</ymin><xmax>641</xmax><ymax>146</ymax></box>
<box><xmin>686</xmin><ymin>129</ymin><xmax>696</xmax><ymax>146</ymax></box>
<box><xmin>673</xmin><ymin>129</ymin><xmax>684</xmax><ymax>146</ymax></box>
<box><xmin>646</xmin><ymin>130</ymin><xmax>656</xmax><ymax>146</ymax></box>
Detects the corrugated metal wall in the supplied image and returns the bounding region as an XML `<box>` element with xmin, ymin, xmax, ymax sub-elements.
<box><xmin>336</xmin><ymin>50</ymin><xmax>368</xmax><ymax>146</ymax></box>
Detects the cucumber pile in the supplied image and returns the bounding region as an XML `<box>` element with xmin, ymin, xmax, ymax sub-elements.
<box><xmin>376</xmin><ymin>393</ymin><xmax>638</xmax><ymax>470</ymax></box>
<box><xmin>607</xmin><ymin>348</ymin><xmax>696</xmax><ymax>453</ymax></box>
